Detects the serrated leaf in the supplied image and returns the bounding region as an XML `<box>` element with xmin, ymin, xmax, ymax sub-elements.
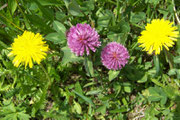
<box><xmin>147</xmin><ymin>87</ymin><xmax>167</xmax><ymax>105</ymax></box>
<box><xmin>2</xmin><ymin>113</ymin><xmax>17</xmax><ymax>120</ymax></box>
<box><xmin>17</xmin><ymin>112</ymin><xmax>30</xmax><ymax>120</ymax></box>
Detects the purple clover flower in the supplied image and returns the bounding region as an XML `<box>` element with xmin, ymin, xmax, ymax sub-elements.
<box><xmin>67</xmin><ymin>23</ymin><xmax>101</xmax><ymax>56</ymax></box>
<box><xmin>101</xmin><ymin>42</ymin><xmax>129</xmax><ymax>70</ymax></box>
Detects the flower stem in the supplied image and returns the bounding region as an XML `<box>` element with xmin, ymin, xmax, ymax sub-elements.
<box><xmin>40</xmin><ymin>64</ymin><xmax>51</xmax><ymax>89</ymax></box>
<box><xmin>164</xmin><ymin>49</ymin><xmax>174</xmax><ymax>69</ymax></box>
<box><xmin>32</xmin><ymin>64</ymin><xmax>51</xmax><ymax>115</ymax></box>
<box><xmin>172</xmin><ymin>0</ymin><xmax>180</xmax><ymax>25</ymax></box>
<box><xmin>153</xmin><ymin>55</ymin><xmax>160</xmax><ymax>76</ymax></box>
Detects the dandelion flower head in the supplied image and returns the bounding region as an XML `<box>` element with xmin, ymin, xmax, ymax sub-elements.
<box><xmin>101</xmin><ymin>42</ymin><xmax>129</xmax><ymax>70</ymax></box>
<box><xmin>8</xmin><ymin>31</ymin><xmax>49</xmax><ymax>68</ymax></box>
<box><xmin>67</xmin><ymin>23</ymin><xmax>101</xmax><ymax>56</ymax></box>
<box><xmin>138</xmin><ymin>19</ymin><xmax>179</xmax><ymax>55</ymax></box>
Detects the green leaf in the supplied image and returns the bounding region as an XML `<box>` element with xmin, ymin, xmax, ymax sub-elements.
<box><xmin>145</xmin><ymin>0</ymin><xmax>160</xmax><ymax>5</ymax></box>
<box><xmin>26</xmin><ymin>14</ymin><xmax>53</xmax><ymax>33</ymax></box>
<box><xmin>72</xmin><ymin>90</ymin><xmax>94</xmax><ymax>106</ymax></box>
<box><xmin>2</xmin><ymin>113</ymin><xmax>17</xmax><ymax>120</ymax></box>
<box><xmin>56</xmin><ymin>11</ymin><xmax>67</xmax><ymax>22</ymax></box>
<box><xmin>45</xmin><ymin>32</ymin><xmax>66</xmax><ymax>44</ymax></box>
<box><xmin>8</xmin><ymin>0</ymin><xmax>17</xmax><ymax>15</ymax></box>
<box><xmin>163</xmin><ymin>86</ymin><xmax>179</xmax><ymax>100</ymax></box>
<box><xmin>168</xmin><ymin>69</ymin><xmax>177</xmax><ymax>76</ymax></box>
<box><xmin>148</xmin><ymin>88</ymin><xmax>161</xmax><ymax>101</ymax></box>
<box><xmin>108</xmin><ymin>20</ymin><xmax>130</xmax><ymax>44</ymax></box>
<box><xmin>145</xmin><ymin>62</ymin><xmax>152</xmax><ymax>70</ymax></box>
<box><xmin>122</xmin><ymin>97</ymin><xmax>128</xmax><ymax>106</ymax></box>
<box><xmin>73</xmin><ymin>101</ymin><xmax>82</xmax><ymax>114</ymax></box>
<box><xmin>130</xmin><ymin>12</ymin><xmax>146</xmax><ymax>24</ymax></box>
<box><xmin>107</xmin><ymin>32</ymin><xmax>121</xmax><ymax>43</ymax></box>
<box><xmin>83</xmin><ymin>82</ymin><xmax>96</xmax><ymax>88</ymax></box>
<box><xmin>32</xmin><ymin>0</ymin><xmax>54</xmax><ymax>21</ymax></box>
<box><xmin>144</xmin><ymin>106</ymin><xmax>159</xmax><ymax>120</ymax></box>
<box><xmin>75</xmin><ymin>82</ymin><xmax>83</xmax><ymax>95</ymax></box>
<box><xmin>81</xmin><ymin>0</ymin><xmax>94</xmax><ymax>14</ymax></box>
<box><xmin>174</xmin><ymin>56</ymin><xmax>180</xmax><ymax>64</ymax></box>
<box><xmin>37</xmin><ymin>0</ymin><xmax>62</xmax><ymax>6</ymax></box>
<box><xmin>0</xmin><ymin>41</ymin><xmax>8</xmax><ymax>49</ymax></box>
<box><xmin>123</xmin><ymin>82</ymin><xmax>132</xmax><ymax>93</ymax></box>
<box><xmin>97</xmin><ymin>14</ymin><xmax>111</xmax><ymax>27</ymax></box>
<box><xmin>17</xmin><ymin>112</ymin><xmax>30</xmax><ymax>120</ymax></box>
<box><xmin>151</xmin><ymin>79</ymin><xmax>164</xmax><ymax>88</ymax></box>
<box><xmin>108</xmin><ymin>70</ymin><xmax>120</xmax><ymax>81</ymax></box>
<box><xmin>109</xmin><ymin>106</ymin><xmax>128</xmax><ymax>113</ymax></box>
<box><xmin>53</xmin><ymin>21</ymin><xmax>66</xmax><ymax>33</ymax></box>
<box><xmin>86</xmin><ymin>89</ymin><xmax>102</xmax><ymax>95</ymax></box>
<box><xmin>68</xmin><ymin>1</ymin><xmax>83</xmax><ymax>17</ymax></box>
<box><xmin>61</xmin><ymin>47</ymin><xmax>83</xmax><ymax>65</ymax></box>
<box><xmin>96</xmin><ymin>101</ymin><xmax>108</xmax><ymax>115</ymax></box>
<box><xmin>84</xmin><ymin>57</ymin><xmax>94</xmax><ymax>77</ymax></box>
<box><xmin>147</xmin><ymin>87</ymin><xmax>167</xmax><ymax>105</ymax></box>
<box><xmin>63</xmin><ymin>0</ymin><xmax>71</xmax><ymax>8</ymax></box>
<box><xmin>137</xmin><ymin>73</ymin><xmax>148</xmax><ymax>83</ymax></box>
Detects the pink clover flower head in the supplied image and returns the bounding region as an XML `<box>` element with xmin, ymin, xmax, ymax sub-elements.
<box><xmin>67</xmin><ymin>23</ymin><xmax>101</xmax><ymax>56</ymax></box>
<box><xmin>101</xmin><ymin>42</ymin><xmax>129</xmax><ymax>70</ymax></box>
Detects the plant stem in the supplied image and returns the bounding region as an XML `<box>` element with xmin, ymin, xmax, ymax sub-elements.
<box><xmin>40</xmin><ymin>64</ymin><xmax>51</xmax><ymax>89</ymax></box>
<box><xmin>164</xmin><ymin>49</ymin><xmax>173</xmax><ymax>69</ymax></box>
<box><xmin>153</xmin><ymin>55</ymin><xmax>160</xmax><ymax>76</ymax></box>
<box><xmin>31</xmin><ymin>64</ymin><xmax>51</xmax><ymax>116</ymax></box>
<box><xmin>172</xmin><ymin>0</ymin><xmax>180</xmax><ymax>24</ymax></box>
<box><xmin>0</xmin><ymin>4</ymin><xmax>8</xmax><ymax>10</ymax></box>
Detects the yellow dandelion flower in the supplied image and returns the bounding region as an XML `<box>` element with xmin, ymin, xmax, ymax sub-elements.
<box><xmin>8</xmin><ymin>31</ymin><xmax>49</xmax><ymax>68</ymax></box>
<box><xmin>138</xmin><ymin>19</ymin><xmax>179</xmax><ymax>55</ymax></box>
